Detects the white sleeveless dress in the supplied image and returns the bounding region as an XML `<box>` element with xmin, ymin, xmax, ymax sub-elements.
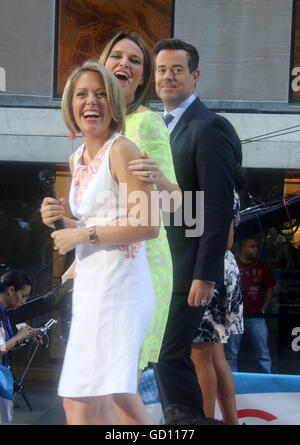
<box><xmin>58</xmin><ymin>133</ymin><xmax>155</xmax><ymax>398</ymax></box>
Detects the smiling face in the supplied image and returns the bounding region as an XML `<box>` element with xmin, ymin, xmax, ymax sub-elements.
<box><xmin>104</xmin><ymin>38</ymin><xmax>144</xmax><ymax>105</ymax></box>
<box><xmin>155</xmin><ymin>49</ymin><xmax>200</xmax><ymax>111</ymax></box>
<box><xmin>71</xmin><ymin>70</ymin><xmax>113</xmax><ymax>138</ymax></box>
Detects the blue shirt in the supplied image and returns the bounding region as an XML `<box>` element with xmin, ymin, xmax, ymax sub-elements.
<box><xmin>163</xmin><ymin>94</ymin><xmax>197</xmax><ymax>134</ymax></box>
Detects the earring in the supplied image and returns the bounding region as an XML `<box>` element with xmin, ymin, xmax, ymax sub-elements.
<box><xmin>69</xmin><ymin>132</ymin><xmax>76</xmax><ymax>140</ymax></box>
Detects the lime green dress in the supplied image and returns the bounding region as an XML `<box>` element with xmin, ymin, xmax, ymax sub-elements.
<box><xmin>125</xmin><ymin>110</ymin><xmax>177</xmax><ymax>370</ymax></box>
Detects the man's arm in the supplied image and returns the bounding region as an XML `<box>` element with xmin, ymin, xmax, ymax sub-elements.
<box><xmin>260</xmin><ymin>287</ymin><xmax>273</xmax><ymax>313</ymax></box>
<box><xmin>260</xmin><ymin>262</ymin><xmax>276</xmax><ymax>313</ymax></box>
<box><xmin>192</xmin><ymin>116</ymin><xmax>237</xmax><ymax>284</ymax></box>
<box><xmin>187</xmin><ymin>279</ymin><xmax>214</xmax><ymax>307</ymax></box>
<box><xmin>187</xmin><ymin>117</ymin><xmax>238</xmax><ymax>307</ymax></box>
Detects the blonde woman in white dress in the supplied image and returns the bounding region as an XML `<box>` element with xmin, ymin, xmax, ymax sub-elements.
<box><xmin>40</xmin><ymin>61</ymin><xmax>159</xmax><ymax>425</ymax></box>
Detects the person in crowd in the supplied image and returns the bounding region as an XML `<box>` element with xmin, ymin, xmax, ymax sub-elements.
<box><xmin>191</xmin><ymin>190</ymin><xmax>243</xmax><ymax>425</ymax></box>
<box><xmin>153</xmin><ymin>38</ymin><xmax>241</xmax><ymax>417</ymax></box>
<box><xmin>41</xmin><ymin>60</ymin><xmax>160</xmax><ymax>425</ymax></box>
<box><xmin>226</xmin><ymin>237</ymin><xmax>275</xmax><ymax>374</ymax></box>
<box><xmin>0</xmin><ymin>269</ymin><xmax>37</xmax><ymax>368</ymax></box>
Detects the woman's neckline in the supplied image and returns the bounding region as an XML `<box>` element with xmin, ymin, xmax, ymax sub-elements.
<box><xmin>78</xmin><ymin>132</ymin><xmax>118</xmax><ymax>167</ymax></box>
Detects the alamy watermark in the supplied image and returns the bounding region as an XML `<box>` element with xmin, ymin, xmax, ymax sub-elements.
<box><xmin>291</xmin><ymin>67</ymin><xmax>300</xmax><ymax>92</ymax></box>
<box><xmin>291</xmin><ymin>327</ymin><xmax>300</xmax><ymax>352</ymax></box>
<box><xmin>92</xmin><ymin>184</ymin><xmax>204</xmax><ymax>238</ymax></box>
<box><xmin>0</xmin><ymin>67</ymin><xmax>6</xmax><ymax>92</ymax></box>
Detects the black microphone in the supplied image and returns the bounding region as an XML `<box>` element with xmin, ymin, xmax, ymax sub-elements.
<box><xmin>39</xmin><ymin>169</ymin><xmax>65</xmax><ymax>230</ymax></box>
<box><xmin>43</xmin><ymin>278</ymin><xmax>74</xmax><ymax>306</ymax></box>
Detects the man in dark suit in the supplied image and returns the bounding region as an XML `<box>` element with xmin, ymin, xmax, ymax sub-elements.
<box><xmin>153</xmin><ymin>38</ymin><xmax>241</xmax><ymax>417</ymax></box>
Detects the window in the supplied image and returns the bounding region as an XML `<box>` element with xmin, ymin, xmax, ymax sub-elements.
<box><xmin>231</xmin><ymin>168</ymin><xmax>300</xmax><ymax>375</ymax></box>
<box><xmin>54</xmin><ymin>0</ymin><xmax>173</xmax><ymax>97</ymax></box>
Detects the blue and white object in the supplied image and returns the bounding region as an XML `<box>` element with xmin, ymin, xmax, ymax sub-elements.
<box><xmin>138</xmin><ymin>368</ymin><xmax>164</xmax><ymax>424</ymax></box>
<box><xmin>139</xmin><ymin>369</ymin><xmax>300</xmax><ymax>425</ymax></box>
<box><xmin>0</xmin><ymin>365</ymin><xmax>13</xmax><ymax>424</ymax></box>
<box><xmin>215</xmin><ymin>372</ymin><xmax>300</xmax><ymax>425</ymax></box>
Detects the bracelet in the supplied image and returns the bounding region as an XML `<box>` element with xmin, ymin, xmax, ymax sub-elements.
<box><xmin>88</xmin><ymin>226</ymin><xmax>99</xmax><ymax>246</ymax></box>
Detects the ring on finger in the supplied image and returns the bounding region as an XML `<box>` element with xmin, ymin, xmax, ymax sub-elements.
<box><xmin>149</xmin><ymin>170</ymin><xmax>153</xmax><ymax>180</ymax></box>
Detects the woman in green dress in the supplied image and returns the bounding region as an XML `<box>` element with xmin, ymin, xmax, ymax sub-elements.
<box><xmin>100</xmin><ymin>31</ymin><xmax>180</xmax><ymax>371</ymax></box>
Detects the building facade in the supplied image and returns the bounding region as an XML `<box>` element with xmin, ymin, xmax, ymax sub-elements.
<box><xmin>0</xmin><ymin>0</ymin><xmax>300</xmax><ymax>377</ymax></box>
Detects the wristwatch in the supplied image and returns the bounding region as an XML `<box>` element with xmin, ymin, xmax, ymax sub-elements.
<box><xmin>88</xmin><ymin>226</ymin><xmax>99</xmax><ymax>246</ymax></box>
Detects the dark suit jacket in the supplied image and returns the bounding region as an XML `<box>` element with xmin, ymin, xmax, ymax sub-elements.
<box><xmin>165</xmin><ymin>97</ymin><xmax>240</xmax><ymax>293</ymax></box>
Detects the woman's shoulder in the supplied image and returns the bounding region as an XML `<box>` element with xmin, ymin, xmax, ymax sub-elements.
<box><xmin>111</xmin><ymin>135</ymin><xmax>140</xmax><ymax>157</ymax></box>
<box><xmin>136</xmin><ymin>105</ymin><xmax>150</xmax><ymax>113</ymax></box>
<box><xmin>126</xmin><ymin>108</ymin><xmax>168</xmax><ymax>141</ymax></box>
<box><xmin>69</xmin><ymin>143</ymin><xmax>84</xmax><ymax>161</ymax></box>
<box><xmin>128</xmin><ymin>107</ymin><xmax>165</xmax><ymax>125</ymax></box>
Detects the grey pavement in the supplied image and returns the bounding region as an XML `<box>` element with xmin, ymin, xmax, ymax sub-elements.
<box><xmin>12</xmin><ymin>380</ymin><xmax>66</xmax><ymax>425</ymax></box>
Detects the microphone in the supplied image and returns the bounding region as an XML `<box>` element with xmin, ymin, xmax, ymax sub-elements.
<box><xmin>39</xmin><ymin>169</ymin><xmax>65</xmax><ymax>230</ymax></box>
<box><xmin>42</xmin><ymin>278</ymin><xmax>74</xmax><ymax>306</ymax></box>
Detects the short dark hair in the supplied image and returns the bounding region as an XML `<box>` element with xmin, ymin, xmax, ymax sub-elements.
<box><xmin>0</xmin><ymin>269</ymin><xmax>31</xmax><ymax>293</ymax></box>
<box><xmin>153</xmin><ymin>38</ymin><xmax>199</xmax><ymax>72</ymax></box>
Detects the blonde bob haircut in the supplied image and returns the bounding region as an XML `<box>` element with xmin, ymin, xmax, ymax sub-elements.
<box><xmin>61</xmin><ymin>60</ymin><xmax>126</xmax><ymax>135</ymax></box>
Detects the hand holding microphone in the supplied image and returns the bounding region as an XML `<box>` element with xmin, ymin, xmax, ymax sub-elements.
<box><xmin>39</xmin><ymin>169</ymin><xmax>79</xmax><ymax>254</ymax></box>
<box><xmin>40</xmin><ymin>196</ymin><xmax>66</xmax><ymax>230</ymax></box>
<box><xmin>39</xmin><ymin>169</ymin><xmax>66</xmax><ymax>231</ymax></box>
